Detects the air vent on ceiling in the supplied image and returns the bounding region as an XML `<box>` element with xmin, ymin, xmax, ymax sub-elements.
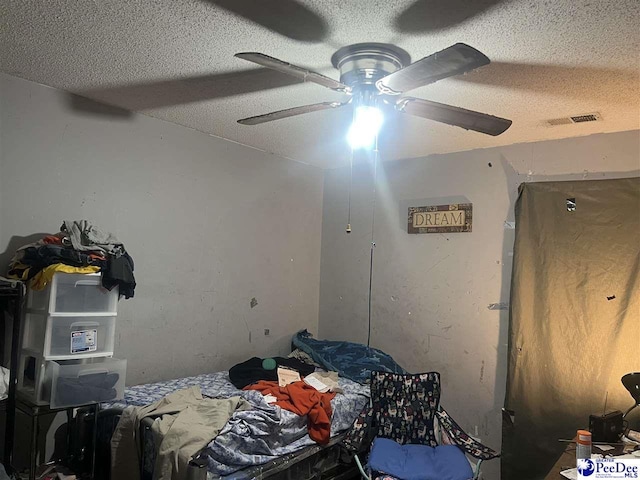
<box><xmin>570</xmin><ymin>113</ymin><xmax>601</xmax><ymax>123</ymax></box>
<box><xmin>546</xmin><ymin>112</ymin><xmax>602</xmax><ymax>127</ymax></box>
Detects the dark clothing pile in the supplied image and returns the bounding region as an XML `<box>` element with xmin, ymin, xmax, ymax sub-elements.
<box><xmin>102</xmin><ymin>252</ymin><xmax>136</xmax><ymax>299</ymax></box>
<box><xmin>56</xmin><ymin>371</ymin><xmax>120</xmax><ymax>405</ymax></box>
<box><xmin>229</xmin><ymin>357</ymin><xmax>315</xmax><ymax>389</ymax></box>
<box><xmin>7</xmin><ymin>220</ymin><xmax>136</xmax><ymax>298</ymax></box>
<box><xmin>15</xmin><ymin>243</ymin><xmax>106</xmax><ymax>277</ymax></box>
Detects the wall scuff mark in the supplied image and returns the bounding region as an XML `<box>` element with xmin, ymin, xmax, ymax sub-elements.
<box><xmin>425</xmin><ymin>255</ymin><xmax>451</xmax><ymax>274</ymax></box>
<box><xmin>488</xmin><ymin>302</ymin><xmax>509</xmax><ymax>310</ymax></box>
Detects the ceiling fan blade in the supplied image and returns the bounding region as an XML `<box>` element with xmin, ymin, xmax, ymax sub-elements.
<box><xmin>394</xmin><ymin>0</ymin><xmax>507</xmax><ymax>33</ymax></box>
<box><xmin>236</xmin><ymin>53</ymin><xmax>351</xmax><ymax>94</ymax></box>
<box><xmin>204</xmin><ymin>0</ymin><xmax>328</xmax><ymax>43</ymax></box>
<box><xmin>238</xmin><ymin>101</ymin><xmax>347</xmax><ymax>125</ymax></box>
<box><xmin>397</xmin><ymin>97</ymin><xmax>512</xmax><ymax>136</ymax></box>
<box><xmin>376</xmin><ymin>43</ymin><xmax>490</xmax><ymax>95</ymax></box>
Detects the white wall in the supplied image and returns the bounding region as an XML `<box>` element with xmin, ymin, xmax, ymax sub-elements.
<box><xmin>319</xmin><ymin>130</ymin><xmax>640</xmax><ymax>478</ymax></box>
<box><xmin>0</xmin><ymin>73</ymin><xmax>324</xmax><ymax>385</ymax></box>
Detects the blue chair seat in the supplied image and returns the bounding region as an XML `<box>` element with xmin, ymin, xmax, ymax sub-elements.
<box><xmin>368</xmin><ymin>437</ymin><xmax>474</xmax><ymax>480</ymax></box>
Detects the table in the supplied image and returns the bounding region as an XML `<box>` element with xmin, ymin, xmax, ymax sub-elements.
<box><xmin>544</xmin><ymin>441</ymin><xmax>636</xmax><ymax>479</ymax></box>
<box><xmin>16</xmin><ymin>395</ymin><xmax>100</xmax><ymax>480</ymax></box>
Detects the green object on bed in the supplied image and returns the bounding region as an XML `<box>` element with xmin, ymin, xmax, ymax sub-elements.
<box><xmin>262</xmin><ymin>358</ymin><xmax>277</xmax><ymax>370</ymax></box>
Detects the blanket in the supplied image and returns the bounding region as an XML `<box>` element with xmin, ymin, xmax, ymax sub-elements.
<box><xmin>292</xmin><ymin>330</ymin><xmax>407</xmax><ymax>383</ymax></box>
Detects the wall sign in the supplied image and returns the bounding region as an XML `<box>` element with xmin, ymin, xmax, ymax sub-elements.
<box><xmin>408</xmin><ymin>203</ymin><xmax>473</xmax><ymax>234</ymax></box>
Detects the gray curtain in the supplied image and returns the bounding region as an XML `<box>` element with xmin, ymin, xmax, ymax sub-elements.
<box><xmin>502</xmin><ymin>178</ymin><xmax>640</xmax><ymax>479</ymax></box>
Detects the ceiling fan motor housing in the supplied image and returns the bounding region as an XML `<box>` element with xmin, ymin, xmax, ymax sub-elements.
<box><xmin>331</xmin><ymin>43</ymin><xmax>411</xmax><ymax>93</ymax></box>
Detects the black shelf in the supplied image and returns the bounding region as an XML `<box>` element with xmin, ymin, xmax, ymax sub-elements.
<box><xmin>1</xmin><ymin>278</ymin><xmax>26</xmax><ymax>474</ymax></box>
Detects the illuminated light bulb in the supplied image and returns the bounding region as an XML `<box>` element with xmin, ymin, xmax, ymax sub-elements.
<box><xmin>347</xmin><ymin>106</ymin><xmax>384</xmax><ymax>149</ymax></box>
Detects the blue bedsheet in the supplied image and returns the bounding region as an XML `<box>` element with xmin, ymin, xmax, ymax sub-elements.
<box><xmin>292</xmin><ymin>330</ymin><xmax>407</xmax><ymax>383</ymax></box>
<box><xmin>107</xmin><ymin>370</ymin><xmax>369</xmax><ymax>478</ymax></box>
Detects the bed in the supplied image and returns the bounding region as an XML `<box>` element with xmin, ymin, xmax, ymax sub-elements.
<box><xmin>99</xmin><ymin>371</ymin><xmax>367</xmax><ymax>479</ymax></box>
<box><xmin>93</xmin><ymin>331</ymin><xmax>406</xmax><ymax>479</ymax></box>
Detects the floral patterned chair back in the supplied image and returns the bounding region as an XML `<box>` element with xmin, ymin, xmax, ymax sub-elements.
<box><xmin>369</xmin><ymin>371</ymin><xmax>441</xmax><ymax>447</ymax></box>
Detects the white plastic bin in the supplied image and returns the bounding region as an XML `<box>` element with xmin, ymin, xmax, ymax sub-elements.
<box><xmin>28</xmin><ymin>273</ymin><xmax>118</xmax><ymax>314</ymax></box>
<box><xmin>16</xmin><ymin>353</ymin><xmax>126</xmax><ymax>408</ymax></box>
<box><xmin>49</xmin><ymin>357</ymin><xmax>126</xmax><ymax>408</ymax></box>
<box><xmin>21</xmin><ymin>313</ymin><xmax>47</xmax><ymax>353</ymax></box>
<box><xmin>17</xmin><ymin>350</ymin><xmax>49</xmax><ymax>405</ymax></box>
<box><xmin>22</xmin><ymin>314</ymin><xmax>116</xmax><ymax>359</ymax></box>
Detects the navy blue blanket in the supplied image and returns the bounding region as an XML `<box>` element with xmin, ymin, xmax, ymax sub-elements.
<box><xmin>292</xmin><ymin>330</ymin><xmax>407</xmax><ymax>384</ymax></box>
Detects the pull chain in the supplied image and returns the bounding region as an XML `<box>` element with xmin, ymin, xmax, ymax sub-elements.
<box><xmin>367</xmin><ymin>134</ymin><xmax>379</xmax><ymax>348</ymax></box>
<box><xmin>346</xmin><ymin>147</ymin><xmax>354</xmax><ymax>234</ymax></box>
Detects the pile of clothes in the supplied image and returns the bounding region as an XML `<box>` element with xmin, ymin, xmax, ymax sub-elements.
<box><xmin>112</xmin><ymin>386</ymin><xmax>250</xmax><ymax>480</ymax></box>
<box><xmin>228</xmin><ymin>356</ymin><xmax>315</xmax><ymax>388</ymax></box>
<box><xmin>56</xmin><ymin>370</ymin><xmax>120</xmax><ymax>405</ymax></box>
<box><xmin>229</xmin><ymin>355</ymin><xmax>342</xmax><ymax>444</ymax></box>
<box><xmin>7</xmin><ymin>220</ymin><xmax>136</xmax><ymax>298</ymax></box>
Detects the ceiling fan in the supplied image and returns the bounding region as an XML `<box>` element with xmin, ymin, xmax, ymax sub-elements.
<box><xmin>234</xmin><ymin>42</ymin><xmax>512</xmax><ymax>140</ymax></box>
<box><xmin>66</xmin><ymin>0</ymin><xmax>517</xmax><ymax>137</ymax></box>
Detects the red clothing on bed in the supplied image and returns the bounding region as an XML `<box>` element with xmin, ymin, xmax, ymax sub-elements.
<box><xmin>244</xmin><ymin>380</ymin><xmax>336</xmax><ymax>444</ymax></box>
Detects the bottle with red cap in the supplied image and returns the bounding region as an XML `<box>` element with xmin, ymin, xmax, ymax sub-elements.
<box><xmin>577</xmin><ymin>430</ymin><xmax>592</xmax><ymax>459</ymax></box>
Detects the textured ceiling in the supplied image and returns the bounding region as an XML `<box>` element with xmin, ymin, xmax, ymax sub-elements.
<box><xmin>1</xmin><ymin>0</ymin><xmax>639</xmax><ymax>169</ymax></box>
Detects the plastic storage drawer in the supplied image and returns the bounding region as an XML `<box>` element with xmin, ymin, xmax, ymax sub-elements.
<box><xmin>49</xmin><ymin>357</ymin><xmax>126</xmax><ymax>409</ymax></box>
<box><xmin>21</xmin><ymin>313</ymin><xmax>47</xmax><ymax>354</ymax></box>
<box><xmin>23</xmin><ymin>314</ymin><xmax>116</xmax><ymax>359</ymax></box>
<box><xmin>17</xmin><ymin>350</ymin><xmax>49</xmax><ymax>405</ymax></box>
<box><xmin>28</xmin><ymin>273</ymin><xmax>118</xmax><ymax>314</ymax></box>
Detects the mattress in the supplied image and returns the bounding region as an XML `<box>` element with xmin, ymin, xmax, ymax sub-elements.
<box><xmin>105</xmin><ymin>370</ymin><xmax>369</xmax><ymax>478</ymax></box>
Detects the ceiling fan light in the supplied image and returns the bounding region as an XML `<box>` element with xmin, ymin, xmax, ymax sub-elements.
<box><xmin>348</xmin><ymin>106</ymin><xmax>384</xmax><ymax>149</ymax></box>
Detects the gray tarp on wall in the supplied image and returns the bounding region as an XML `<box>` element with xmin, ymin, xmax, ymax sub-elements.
<box><xmin>502</xmin><ymin>178</ymin><xmax>640</xmax><ymax>479</ymax></box>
